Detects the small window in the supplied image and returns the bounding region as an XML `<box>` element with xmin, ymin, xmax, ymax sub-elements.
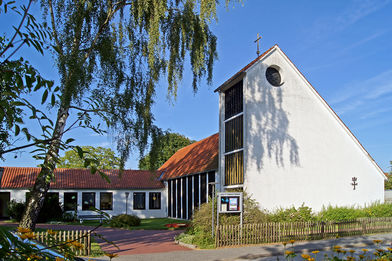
<box><xmin>149</xmin><ymin>192</ymin><xmax>161</xmax><ymax>209</ymax></box>
<box><xmin>82</xmin><ymin>192</ymin><xmax>96</xmax><ymax>210</ymax></box>
<box><xmin>64</xmin><ymin>192</ymin><xmax>78</xmax><ymax>211</ymax></box>
<box><xmin>266</xmin><ymin>66</ymin><xmax>282</xmax><ymax>86</ymax></box>
<box><xmin>133</xmin><ymin>192</ymin><xmax>145</xmax><ymax>210</ymax></box>
<box><xmin>100</xmin><ymin>192</ymin><xmax>113</xmax><ymax>210</ymax></box>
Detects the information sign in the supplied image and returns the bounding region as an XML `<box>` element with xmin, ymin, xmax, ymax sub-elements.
<box><xmin>217</xmin><ymin>192</ymin><xmax>243</xmax><ymax>213</ymax></box>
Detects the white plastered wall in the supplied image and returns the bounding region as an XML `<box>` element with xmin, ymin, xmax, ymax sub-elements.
<box><xmin>239</xmin><ymin>47</ymin><xmax>385</xmax><ymax>212</ymax></box>
<box><xmin>1</xmin><ymin>188</ymin><xmax>167</xmax><ymax>218</ymax></box>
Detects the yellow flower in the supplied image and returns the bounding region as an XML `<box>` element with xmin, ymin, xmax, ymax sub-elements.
<box><xmin>349</xmin><ymin>250</ymin><xmax>355</xmax><ymax>253</ymax></box>
<box><xmin>376</xmin><ymin>248</ymin><xmax>384</xmax><ymax>253</ymax></box>
<box><xmin>20</xmin><ymin>232</ymin><xmax>36</xmax><ymax>240</ymax></box>
<box><xmin>341</xmin><ymin>250</ymin><xmax>347</xmax><ymax>254</ymax></box>
<box><xmin>307</xmin><ymin>258</ymin><xmax>315</xmax><ymax>261</ymax></box>
<box><xmin>362</xmin><ymin>249</ymin><xmax>368</xmax><ymax>252</ymax></box>
<box><xmin>282</xmin><ymin>241</ymin><xmax>287</xmax><ymax>246</ymax></box>
<box><xmin>289</xmin><ymin>240</ymin><xmax>295</xmax><ymax>244</ymax></box>
<box><xmin>28</xmin><ymin>254</ymin><xmax>42</xmax><ymax>260</ymax></box>
<box><xmin>17</xmin><ymin>227</ymin><xmax>32</xmax><ymax>233</ymax></box>
<box><xmin>387</xmin><ymin>247</ymin><xmax>392</xmax><ymax>251</ymax></box>
<box><xmin>104</xmin><ymin>252</ymin><xmax>119</xmax><ymax>259</ymax></box>
<box><xmin>47</xmin><ymin>229</ymin><xmax>58</xmax><ymax>236</ymax></box>
<box><xmin>285</xmin><ymin>250</ymin><xmax>294</xmax><ymax>255</ymax></box>
<box><xmin>311</xmin><ymin>250</ymin><xmax>320</xmax><ymax>254</ymax></box>
<box><xmin>55</xmin><ymin>258</ymin><xmax>64</xmax><ymax>261</ymax></box>
<box><xmin>301</xmin><ymin>254</ymin><xmax>311</xmax><ymax>259</ymax></box>
<box><xmin>373</xmin><ymin>239</ymin><xmax>382</xmax><ymax>244</ymax></box>
<box><xmin>333</xmin><ymin>245</ymin><xmax>342</xmax><ymax>249</ymax></box>
<box><xmin>346</xmin><ymin>257</ymin><xmax>355</xmax><ymax>261</ymax></box>
<box><xmin>359</xmin><ymin>254</ymin><xmax>365</xmax><ymax>259</ymax></box>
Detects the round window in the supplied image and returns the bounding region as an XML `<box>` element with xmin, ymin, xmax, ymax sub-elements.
<box><xmin>265</xmin><ymin>66</ymin><xmax>282</xmax><ymax>86</ymax></box>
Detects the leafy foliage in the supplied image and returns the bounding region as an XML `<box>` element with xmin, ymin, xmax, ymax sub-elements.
<box><xmin>58</xmin><ymin>146</ymin><xmax>121</xmax><ymax>169</ymax></box>
<box><xmin>0</xmin><ymin>1</ymin><xmax>54</xmax><ymax>160</ymax></box>
<box><xmin>187</xmin><ymin>194</ymin><xmax>268</xmax><ymax>248</ymax></box>
<box><xmin>385</xmin><ymin>170</ymin><xmax>392</xmax><ymax>190</ymax></box>
<box><xmin>269</xmin><ymin>204</ymin><xmax>316</xmax><ymax>222</ymax></box>
<box><xmin>139</xmin><ymin>132</ymin><xmax>194</xmax><ymax>170</ymax></box>
<box><xmin>109</xmin><ymin>214</ymin><xmax>141</xmax><ymax>228</ymax></box>
<box><xmin>7</xmin><ymin>200</ymin><xmax>25</xmax><ymax>222</ymax></box>
<box><xmin>18</xmin><ymin>0</ymin><xmax>236</xmax><ymax>229</ymax></box>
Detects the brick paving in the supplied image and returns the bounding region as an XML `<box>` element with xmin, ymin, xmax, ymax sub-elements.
<box><xmin>0</xmin><ymin>221</ymin><xmax>190</xmax><ymax>256</ymax></box>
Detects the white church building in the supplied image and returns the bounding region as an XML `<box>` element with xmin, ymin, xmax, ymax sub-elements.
<box><xmin>0</xmin><ymin>45</ymin><xmax>386</xmax><ymax>219</ymax></box>
<box><xmin>161</xmin><ymin>44</ymin><xmax>386</xmax><ymax>218</ymax></box>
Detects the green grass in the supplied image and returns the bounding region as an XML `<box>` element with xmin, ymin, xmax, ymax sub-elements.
<box><xmin>62</xmin><ymin>217</ymin><xmax>189</xmax><ymax>230</ymax></box>
<box><xmin>137</xmin><ymin>218</ymin><xmax>189</xmax><ymax>230</ymax></box>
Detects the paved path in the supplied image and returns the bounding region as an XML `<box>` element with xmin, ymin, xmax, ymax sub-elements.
<box><xmin>0</xmin><ymin>222</ymin><xmax>190</xmax><ymax>256</ymax></box>
<box><xmin>87</xmin><ymin>233</ymin><xmax>392</xmax><ymax>261</ymax></box>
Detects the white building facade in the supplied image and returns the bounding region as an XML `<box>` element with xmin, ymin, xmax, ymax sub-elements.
<box><xmin>216</xmin><ymin>45</ymin><xmax>386</xmax><ymax>212</ymax></box>
<box><xmin>0</xmin><ymin>167</ymin><xmax>167</xmax><ymax>218</ymax></box>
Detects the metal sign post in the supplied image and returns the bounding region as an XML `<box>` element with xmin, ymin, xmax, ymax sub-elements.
<box><xmin>208</xmin><ymin>182</ymin><xmax>218</xmax><ymax>237</ymax></box>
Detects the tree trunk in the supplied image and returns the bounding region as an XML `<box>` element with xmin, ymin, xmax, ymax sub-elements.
<box><xmin>19</xmin><ymin>105</ymin><xmax>69</xmax><ymax>230</ymax></box>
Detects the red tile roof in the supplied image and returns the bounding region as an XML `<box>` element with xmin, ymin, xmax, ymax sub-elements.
<box><xmin>214</xmin><ymin>45</ymin><xmax>277</xmax><ymax>92</ymax></box>
<box><xmin>0</xmin><ymin>167</ymin><xmax>164</xmax><ymax>189</ymax></box>
<box><xmin>158</xmin><ymin>133</ymin><xmax>219</xmax><ymax>180</ymax></box>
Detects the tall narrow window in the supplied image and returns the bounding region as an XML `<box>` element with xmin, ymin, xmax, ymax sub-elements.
<box><xmin>64</xmin><ymin>192</ymin><xmax>77</xmax><ymax>211</ymax></box>
<box><xmin>168</xmin><ymin>181</ymin><xmax>172</xmax><ymax>217</ymax></box>
<box><xmin>100</xmin><ymin>192</ymin><xmax>113</xmax><ymax>210</ymax></box>
<box><xmin>225</xmin><ymin>151</ymin><xmax>244</xmax><ymax>185</ymax></box>
<box><xmin>193</xmin><ymin>174</ymin><xmax>199</xmax><ymax>209</ymax></box>
<box><xmin>177</xmin><ymin>179</ymin><xmax>181</xmax><ymax>218</ymax></box>
<box><xmin>181</xmin><ymin>178</ymin><xmax>186</xmax><ymax>219</ymax></box>
<box><xmin>225</xmin><ymin>81</ymin><xmax>243</xmax><ymax>119</ymax></box>
<box><xmin>82</xmin><ymin>192</ymin><xmax>95</xmax><ymax>210</ymax></box>
<box><xmin>224</xmin><ymin>80</ymin><xmax>244</xmax><ymax>186</ymax></box>
<box><xmin>149</xmin><ymin>192</ymin><xmax>161</xmax><ymax>209</ymax></box>
<box><xmin>200</xmin><ymin>174</ymin><xmax>207</xmax><ymax>204</ymax></box>
<box><xmin>133</xmin><ymin>192</ymin><xmax>145</xmax><ymax>210</ymax></box>
<box><xmin>172</xmin><ymin>180</ymin><xmax>177</xmax><ymax>217</ymax></box>
<box><xmin>187</xmin><ymin>176</ymin><xmax>193</xmax><ymax>219</ymax></box>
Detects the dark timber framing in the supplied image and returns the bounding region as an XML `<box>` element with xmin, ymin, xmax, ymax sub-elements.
<box><xmin>167</xmin><ymin>171</ymin><xmax>215</xmax><ymax>220</ymax></box>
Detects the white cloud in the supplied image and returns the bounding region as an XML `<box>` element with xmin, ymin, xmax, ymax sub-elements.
<box><xmin>330</xmin><ymin>69</ymin><xmax>392</xmax><ymax>115</ymax></box>
<box><xmin>307</xmin><ymin>0</ymin><xmax>390</xmax><ymax>43</ymax></box>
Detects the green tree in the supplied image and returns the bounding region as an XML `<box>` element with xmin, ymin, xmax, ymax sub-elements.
<box><xmin>385</xmin><ymin>161</ymin><xmax>392</xmax><ymax>190</ymax></box>
<box><xmin>139</xmin><ymin>132</ymin><xmax>194</xmax><ymax>170</ymax></box>
<box><xmin>58</xmin><ymin>146</ymin><xmax>121</xmax><ymax>169</ymax></box>
<box><xmin>0</xmin><ymin>0</ymin><xmax>54</xmax><ymax>159</ymax></box>
<box><xmin>19</xmin><ymin>0</ymin><xmax>236</xmax><ymax>229</ymax></box>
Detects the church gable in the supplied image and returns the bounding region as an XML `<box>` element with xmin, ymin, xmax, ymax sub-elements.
<box><xmin>217</xmin><ymin>45</ymin><xmax>385</xmax><ymax>211</ymax></box>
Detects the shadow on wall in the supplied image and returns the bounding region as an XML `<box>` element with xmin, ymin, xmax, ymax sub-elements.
<box><xmin>247</xmin><ymin>63</ymin><xmax>300</xmax><ymax>170</ymax></box>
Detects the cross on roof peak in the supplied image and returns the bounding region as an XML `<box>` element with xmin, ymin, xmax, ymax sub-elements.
<box><xmin>254</xmin><ymin>33</ymin><xmax>262</xmax><ymax>56</ymax></box>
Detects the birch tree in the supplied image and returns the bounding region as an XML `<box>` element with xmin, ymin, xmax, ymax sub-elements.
<box><xmin>19</xmin><ymin>0</ymin><xmax>230</xmax><ymax>229</ymax></box>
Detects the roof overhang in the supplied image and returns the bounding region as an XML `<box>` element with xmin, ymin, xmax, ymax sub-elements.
<box><xmin>214</xmin><ymin>71</ymin><xmax>246</xmax><ymax>93</ymax></box>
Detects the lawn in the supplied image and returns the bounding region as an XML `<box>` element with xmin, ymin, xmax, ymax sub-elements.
<box><xmin>66</xmin><ymin>217</ymin><xmax>190</xmax><ymax>230</ymax></box>
<box><xmin>65</xmin><ymin>218</ymin><xmax>189</xmax><ymax>230</ymax></box>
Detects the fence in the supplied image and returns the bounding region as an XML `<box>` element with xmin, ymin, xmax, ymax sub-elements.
<box><xmin>215</xmin><ymin>217</ymin><xmax>392</xmax><ymax>247</ymax></box>
<box><xmin>34</xmin><ymin>230</ymin><xmax>91</xmax><ymax>256</ymax></box>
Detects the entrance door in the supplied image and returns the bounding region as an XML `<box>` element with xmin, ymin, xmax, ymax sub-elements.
<box><xmin>0</xmin><ymin>192</ymin><xmax>10</xmax><ymax>218</ymax></box>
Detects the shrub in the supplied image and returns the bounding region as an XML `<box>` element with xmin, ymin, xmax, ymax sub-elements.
<box><xmin>270</xmin><ymin>204</ymin><xmax>316</xmax><ymax>222</ymax></box>
<box><xmin>363</xmin><ymin>202</ymin><xmax>392</xmax><ymax>217</ymax></box>
<box><xmin>317</xmin><ymin>205</ymin><xmax>363</xmax><ymax>221</ymax></box>
<box><xmin>7</xmin><ymin>200</ymin><xmax>25</xmax><ymax>221</ymax></box>
<box><xmin>186</xmin><ymin>193</ymin><xmax>269</xmax><ymax>248</ymax></box>
<box><xmin>109</xmin><ymin>214</ymin><xmax>140</xmax><ymax>228</ymax></box>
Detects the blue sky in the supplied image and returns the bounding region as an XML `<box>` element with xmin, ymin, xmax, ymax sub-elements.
<box><xmin>2</xmin><ymin>0</ymin><xmax>392</xmax><ymax>172</ymax></box>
